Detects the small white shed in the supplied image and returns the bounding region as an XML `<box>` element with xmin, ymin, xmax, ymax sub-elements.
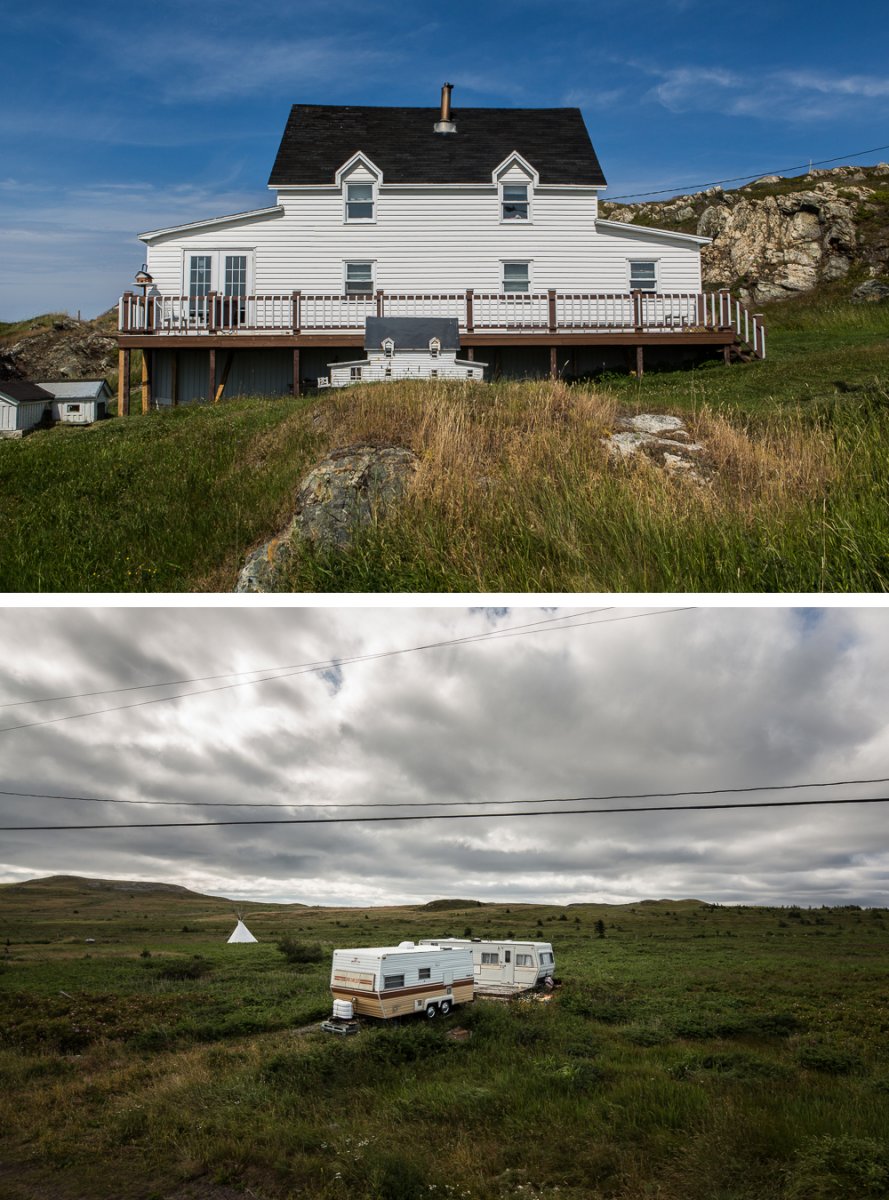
<box><xmin>37</xmin><ymin>379</ymin><xmax>111</xmax><ymax>425</ymax></box>
<box><xmin>318</xmin><ymin>317</ymin><xmax>486</xmax><ymax>388</ymax></box>
<box><xmin>0</xmin><ymin>381</ymin><xmax>53</xmax><ymax>437</ymax></box>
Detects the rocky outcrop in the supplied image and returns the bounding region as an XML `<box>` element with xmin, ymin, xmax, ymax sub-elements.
<box><xmin>0</xmin><ymin>316</ymin><xmax>118</xmax><ymax>383</ymax></box>
<box><xmin>601</xmin><ymin>164</ymin><xmax>889</xmax><ymax>304</ymax></box>
<box><xmin>603</xmin><ymin>414</ymin><xmax>709</xmax><ymax>483</ymax></box>
<box><xmin>236</xmin><ymin>443</ymin><xmax>418</xmax><ymax>592</ymax></box>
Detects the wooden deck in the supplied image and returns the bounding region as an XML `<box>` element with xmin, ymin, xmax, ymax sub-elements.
<box><xmin>115</xmin><ymin>288</ymin><xmax>765</xmax><ymax>414</ymax></box>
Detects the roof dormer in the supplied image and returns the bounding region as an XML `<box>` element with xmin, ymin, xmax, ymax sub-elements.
<box><xmin>493</xmin><ymin>153</ymin><xmax>538</xmax><ymax>223</ymax></box>
<box><xmin>336</xmin><ymin>153</ymin><xmax>382</xmax><ymax>223</ymax></box>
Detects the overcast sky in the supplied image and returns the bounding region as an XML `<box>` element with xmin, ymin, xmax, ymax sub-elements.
<box><xmin>2</xmin><ymin>0</ymin><xmax>888</xmax><ymax>318</ymax></box>
<box><xmin>0</xmin><ymin>605</ymin><xmax>887</xmax><ymax>909</ymax></box>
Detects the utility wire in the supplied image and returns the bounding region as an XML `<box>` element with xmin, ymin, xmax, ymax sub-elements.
<box><xmin>3</xmin><ymin>774</ymin><xmax>889</xmax><ymax>810</ymax></box>
<box><xmin>3</xmin><ymin>794</ymin><xmax>888</xmax><ymax>832</ymax></box>
<box><xmin>0</xmin><ymin>608</ymin><xmax>607</xmax><ymax>711</ymax></box>
<box><xmin>0</xmin><ymin>609</ymin><xmax>692</xmax><ymax>737</ymax></box>
<box><xmin>604</xmin><ymin>141</ymin><xmax>889</xmax><ymax>201</ymax></box>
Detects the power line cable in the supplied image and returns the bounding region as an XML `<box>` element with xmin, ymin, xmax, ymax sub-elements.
<box><xmin>0</xmin><ymin>608</ymin><xmax>608</xmax><ymax>711</ymax></box>
<box><xmin>3</xmin><ymin>794</ymin><xmax>888</xmax><ymax>832</ymax></box>
<box><xmin>604</xmin><ymin>141</ymin><xmax>889</xmax><ymax>201</ymax></box>
<box><xmin>3</xmin><ymin>773</ymin><xmax>888</xmax><ymax>810</ymax></box>
<box><xmin>0</xmin><ymin>609</ymin><xmax>692</xmax><ymax>737</ymax></box>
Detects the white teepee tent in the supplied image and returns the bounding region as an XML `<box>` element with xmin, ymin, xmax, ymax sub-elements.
<box><xmin>227</xmin><ymin>917</ymin><xmax>258</xmax><ymax>944</ymax></box>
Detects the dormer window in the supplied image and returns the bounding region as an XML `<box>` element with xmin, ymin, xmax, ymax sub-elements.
<box><xmin>429</xmin><ymin>337</ymin><xmax>441</xmax><ymax>358</ymax></box>
<box><xmin>501</xmin><ymin>183</ymin><xmax>529</xmax><ymax>221</ymax></box>
<box><xmin>382</xmin><ymin>337</ymin><xmax>395</xmax><ymax>357</ymax></box>
<box><xmin>346</xmin><ymin>182</ymin><xmax>374</xmax><ymax>222</ymax></box>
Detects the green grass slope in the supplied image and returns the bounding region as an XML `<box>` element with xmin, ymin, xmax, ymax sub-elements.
<box><xmin>1</xmin><ymin>880</ymin><xmax>888</xmax><ymax>1200</ymax></box>
<box><xmin>1</xmin><ymin>295</ymin><xmax>887</xmax><ymax>593</ymax></box>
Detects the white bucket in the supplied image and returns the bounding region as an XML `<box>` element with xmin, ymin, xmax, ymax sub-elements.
<box><xmin>332</xmin><ymin>999</ymin><xmax>354</xmax><ymax>1020</ymax></box>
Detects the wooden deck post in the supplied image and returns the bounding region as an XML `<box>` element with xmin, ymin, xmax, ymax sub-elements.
<box><xmin>118</xmin><ymin>348</ymin><xmax>130</xmax><ymax>416</ymax></box>
<box><xmin>632</xmin><ymin>290</ymin><xmax>643</xmax><ymax>333</ymax></box>
<box><xmin>141</xmin><ymin>350</ymin><xmax>151</xmax><ymax>413</ymax></box>
<box><xmin>291</xmin><ymin>290</ymin><xmax>301</xmax><ymax>334</ymax></box>
<box><xmin>635</xmin><ymin>345</ymin><xmax>644</xmax><ymax>378</ymax></box>
<box><xmin>723</xmin><ymin>342</ymin><xmax>733</xmax><ymax>366</ymax></box>
<box><xmin>549</xmin><ymin>346</ymin><xmax>558</xmax><ymax>380</ymax></box>
<box><xmin>171</xmin><ymin>352</ymin><xmax>179</xmax><ymax>407</ymax></box>
<box><xmin>208</xmin><ymin>292</ymin><xmax>218</xmax><ymax>333</ymax></box>
<box><xmin>292</xmin><ymin>347</ymin><xmax>301</xmax><ymax>396</ymax></box>
<box><xmin>548</xmin><ymin>289</ymin><xmax>557</xmax><ymax>334</ymax></box>
<box><xmin>465</xmin><ymin>288</ymin><xmax>474</xmax><ymax>333</ymax></box>
<box><xmin>208</xmin><ymin>349</ymin><xmax>216</xmax><ymax>403</ymax></box>
<box><xmin>466</xmin><ymin>347</ymin><xmax>474</xmax><ymax>362</ymax></box>
<box><xmin>214</xmin><ymin>352</ymin><xmax>234</xmax><ymax>403</ymax></box>
<box><xmin>376</xmin><ymin>289</ymin><xmax>385</xmax><ymax>317</ymax></box>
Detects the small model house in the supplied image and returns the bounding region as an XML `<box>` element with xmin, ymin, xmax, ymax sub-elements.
<box><xmin>318</xmin><ymin>317</ymin><xmax>485</xmax><ymax>387</ymax></box>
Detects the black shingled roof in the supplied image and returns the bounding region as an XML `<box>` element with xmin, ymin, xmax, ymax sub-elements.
<box><xmin>365</xmin><ymin>317</ymin><xmax>460</xmax><ymax>351</ymax></box>
<box><xmin>0</xmin><ymin>380</ymin><xmax>54</xmax><ymax>403</ymax></box>
<box><xmin>268</xmin><ymin>105</ymin><xmax>606</xmax><ymax>187</ymax></box>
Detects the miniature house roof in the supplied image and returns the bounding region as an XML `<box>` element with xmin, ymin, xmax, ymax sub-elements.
<box><xmin>364</xmin><ymin>317</ymin><xmax>460</xmax><ymax>352</ymax></box>
<box><xmin>0</xmin><ymin>381</ymin><xmax>53</xmax><ymax>404</ymax></box>
<box><xmin>269</xmin><ymin>106</ymin><xmax>606</xmax><ymax>187</ymax></box>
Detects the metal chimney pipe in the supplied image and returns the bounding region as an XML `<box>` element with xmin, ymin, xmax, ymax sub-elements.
<box><xmin>434</xmin><ymin>82</ymin><xmax>456</xmax><ymax>134</ymax></box>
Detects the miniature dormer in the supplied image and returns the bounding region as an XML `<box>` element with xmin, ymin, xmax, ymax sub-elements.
<box><xmin>382</xmin><ymin>337</ymin><xmax>395</xmax><ymax>357</ymax></box>
<box><xmin>335</xmin><ymin>153</ymin><xmax>383</xmax><ymax>223</ymax></box>
<box><xmin>429</xmin><ymin>337</ymin><xmax>441</xmax><ymax>358</ymax></box>
<box><xmin>492</xmin><ymin>152</ymin><xmax>539</xmax><ymax>222</ymax></box>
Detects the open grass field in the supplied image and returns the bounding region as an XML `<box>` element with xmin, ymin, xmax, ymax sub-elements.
<box><xmin>0</xmin><ymin>295</ymin><xmax>887</xmax><ymax>592</ymax></box>
<box><xmin>2</xmin><ymin>877</ymin><xmax>888</xmax><ymax>1200</ymax></box>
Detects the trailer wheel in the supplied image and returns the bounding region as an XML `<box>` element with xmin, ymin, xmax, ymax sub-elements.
<box><xmin>425</xmin><ymin>1004</ymin><xmax>438</xmax><ymax>1019</ymax></box>
<box><xmin>439</xmin><ymin>1000</ymin><xmax>452</xmax><ymax>1016</ymax></box>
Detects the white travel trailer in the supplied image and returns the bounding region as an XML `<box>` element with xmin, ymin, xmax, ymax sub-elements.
<box><xmin>330</xmin><ymin>941</ymin><xmax>474</xmax><ymax>1020</ymax></box>
<box><xmin>420</xmin><ymin>938</ymin><xmax>555</xmax><ymax>987</ymax></box>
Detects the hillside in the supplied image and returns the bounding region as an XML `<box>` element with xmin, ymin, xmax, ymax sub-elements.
<box><xmin>601</xmin><ymin>162</ymin><xmax>889</xmax><ymax>303</ymax></box>
<box><xmin>0</xmin><ymin>309</ymin><xmax>119</xmax><ymax>383</ymax></box>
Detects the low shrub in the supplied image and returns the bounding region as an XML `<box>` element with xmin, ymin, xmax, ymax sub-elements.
<box><xmin>276</xmin><ymin>937</ymin><xmax>324</xmax><ymax>965</ymax></box>
<box><xmin>796</xmin><ymin>1043</ymin><xmax>860</xmax><ymax>1075</ymax></box>
<box><xmin>786</xmin><ymin>1135</ymin><xmax>889</xmax><ymax>1199</ymax></box>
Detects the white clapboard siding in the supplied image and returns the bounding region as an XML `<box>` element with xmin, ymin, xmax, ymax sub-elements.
<box><xmin>144</xmin><ymin>185</ymin><xmax>703</xmax><ymax>297</ymax></box>
<box><xmin>0</xmin><ymin>398</ymin><xmax>48</xmax><ymax>432</ymax></box>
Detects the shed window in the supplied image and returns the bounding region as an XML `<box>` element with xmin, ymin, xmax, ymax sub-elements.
<box><xmin>481</xmin><ymin>952</ymin><xmax>499</xmax><ymax>964</ymax></box>
<box><xmin>502</xmin><ymin>262</ymin><xmax>530</xmax><ymax>293</ymax></box>
<box><xmin>345</xmin><ymin>262</ymin><xmax>374</xmax><ymax>295</ymax></box>
<box><xmin>66</xmin><ymin>404</ymin><xmax>81</xmax><ymax>413</ymax></box>
<box><xmin>501</xmin><ymin>183</ymin><xmax>529</xmax><ymax>221</ymax></box>
<box><xmin>346</xmin><ymin>182</ymin><xmax>374</xmax><ymax>221</ymax></box>
<box><xmin>418</xmin><ymin>967</ymin><xmax>431</xmax><ymax>980</ymax></box>
<box><xmin>383</xmin><ymin>974</ymin><xmax>405</xmax><ymax>990</ymax></box>
<box><xmin>629</xmin><ymin>261</ymin><xmax>658</xmax><ymax>292</ymax></box>
<box><xmin>350</xmin><ymin>366</ymin><xmax>362</xmax><ymax>380</ymax></box>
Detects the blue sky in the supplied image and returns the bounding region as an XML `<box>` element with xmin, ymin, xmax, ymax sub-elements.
<box><xmin>1</xmin><ymin>0</ymin><xmax>887</xmax><ymax>319</ymax></box>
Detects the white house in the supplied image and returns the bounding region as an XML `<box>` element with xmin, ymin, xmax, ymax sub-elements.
<box><xmin>0</xmin><ymin>381</ymin><xmax>53</xmax><ymax>437</ymax></box>
<box><xmin>117</xmin><ymin>86</ymin><xmax>764</xmax><ymax>409</ymax></box>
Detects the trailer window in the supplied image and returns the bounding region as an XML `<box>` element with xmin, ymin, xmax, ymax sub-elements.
<box><xmin>504</xmin><ymin>951</ymin><xmax>511</xmax><ymax>963</ymax></box>
<box><xmin>516</xmin><ymin>954</ymin><xmax>533</xmax><ymax>966</ymax></box>
<box><xmin>418</xmin><ymin>967</ymin><xmax>431</xmax><ymax>980</ymax></box>
<box><xmin>481</xmin><ymin>952</ymin><xmax>499</xmax><ymax>964</ymax></box>
<box><xmin>383</xmin><ymin>974</ymin><xmax>405</xmax><ymax>989</ymax></box>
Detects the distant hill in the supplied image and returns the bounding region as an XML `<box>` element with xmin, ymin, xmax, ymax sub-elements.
<box><xmin>423</xmin><ymin>898</ymin><xmax>485</xmax><ymax>910</ymax></box>
<box><xmin>2</xmin><ymin>874</ymin><xmax>212</xmax><ymax>898</ymax></box>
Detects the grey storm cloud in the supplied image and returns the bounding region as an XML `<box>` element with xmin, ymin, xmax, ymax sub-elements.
<box><xmin>0</xmin><ymin>606</ymin><xmax>887</xmax><ymax>908</ymax></box>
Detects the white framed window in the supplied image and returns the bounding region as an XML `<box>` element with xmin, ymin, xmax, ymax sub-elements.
<box><xmin>481</xmin><ymin>952</ymin><xmax>499</xmax><ymax>964</ymax></box>
<box><xmin>383</xmin><ymin>974</ymin><xmax>404</xmax><ymax>990</ymax></box>
<box><xmin>350</xmin><ymin>366</ymin><xmax>362</xmax><ymax>380</ymax></box>
<box><xmin>346</xmin><ymin>182</ymin><xmax>374</xmax><ymax>222</ymax></box>
<box><xmin>501</xmin><ymin>182</ymin><xmax>529</xmax><ymax>221</ymax></box>
<box><xmin>344</xmin><ymin>262</ymin><xmax>374</xmax><ymax>296</ymax></box>
<box><xmin>629</xmin><ymin>260</ymin><xmax>658</xmax><ymax>292</ymax></box>
<box><xmin>502</xmin><ymin>261</ymin><xmax>530</xmax><ymax>293</ymax></box>
<box><xmin>516</xmin><ymin>954</ymin><xmax>533</xmax><ymax>967</ymax></box>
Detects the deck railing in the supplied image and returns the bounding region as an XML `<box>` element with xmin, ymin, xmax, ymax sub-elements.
<box><xmin>119</xmin><ymin>289</ymin><xmax>765</xmax><ymax>356</ymax></box>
